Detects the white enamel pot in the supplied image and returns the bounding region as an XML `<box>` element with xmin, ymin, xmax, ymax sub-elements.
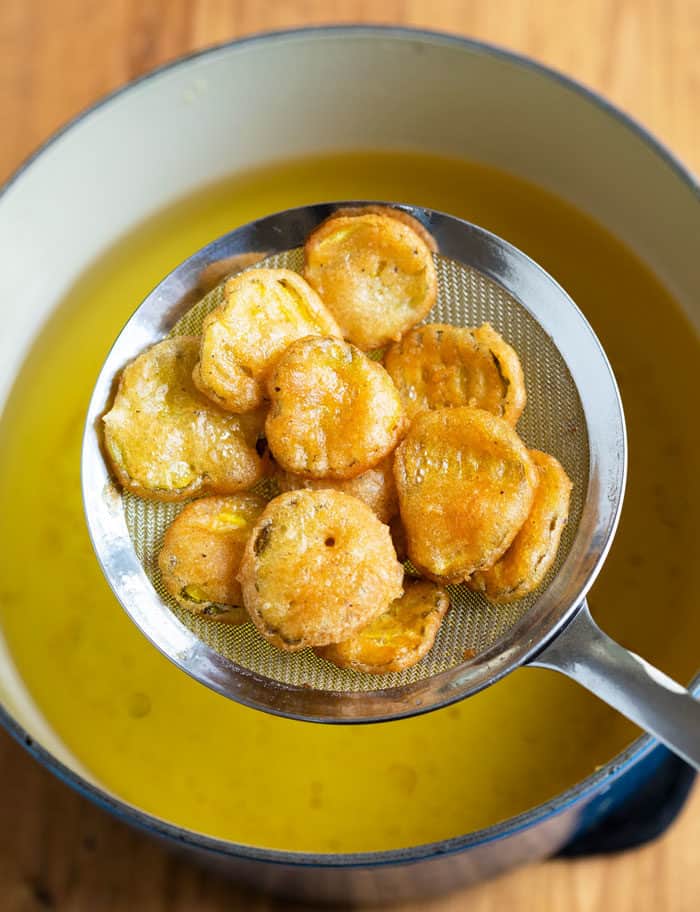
<box><xmin>0</xmin><ymin>27</ymin><xmax>698</xmax><ymax>905</ymax></box>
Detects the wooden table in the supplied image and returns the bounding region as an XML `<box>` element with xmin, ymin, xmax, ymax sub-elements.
<box><xmin>1</xmin><ymin>2</ymin><xmax>698</xmax><ymax>909</ymax></box>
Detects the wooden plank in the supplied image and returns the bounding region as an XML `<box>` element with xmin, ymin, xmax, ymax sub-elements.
<box><xmin>0</xmin><ymin>1</ymin><xmax>698</xmax><ymax>909</ymax></box>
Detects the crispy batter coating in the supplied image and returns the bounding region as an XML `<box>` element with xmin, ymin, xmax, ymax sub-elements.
<box><xmin>303</xmin><ymin>212</ymin><xmax>437</xmax><ymax>350</ymax></box>
<box><xmin>276</xmin><ymin>457</ymin><xmax>398</xmax><ymax>523</ymax></box>
<box><xmin>316</xmin><ymin>579</ymin><xmax>449</xmax><ymax>674</ymax></box>
<box><xmin>265</xmin><ymin>336</ymin><xmax>407</xmax><ymax>480</ymax></box>
<box><xmin>394</xmin><ymin>407</ymin><xmax>537</xmax><ymax>582</ymax></box>
<box><xmin>238</xmin><ymin>490</ymin><xmax>404</xmax><ymax>651</ymax></box>
<box><xmin>384</xmin><ymin>323</ymin><xmax>526</xmax><ymax>424</ymax></box>
<box><xmin>325</xmin><ymin>205</ymin><xmax>438</xmax><ymax>253</ymax></box>
<box><xmin>470</xmin><ymin>450</ymin><xmax>572</xmax><ymax>602</ymax></box>
<box><xmin>158</xmin><ymin>494</ymin><xmax>267</xmax><ymax>623</ymax></box>
<box><xmin>103</xmin><ymin>337</ymin><xmax>262</xmax><ymax>502</ymax></box>
<box><xmin>193</xmin><ymin>268</ymin><xmax>341</xmax><ymax>412</ymax></box>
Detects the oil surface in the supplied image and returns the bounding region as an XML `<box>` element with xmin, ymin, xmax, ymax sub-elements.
<box><xmin>0</xmin><ymin>151</ymin><xmax>698</xmax><ymax>852</ymax></box>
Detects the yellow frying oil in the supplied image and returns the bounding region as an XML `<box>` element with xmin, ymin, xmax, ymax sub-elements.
<box><xmin>0</xmin><ymin>151</ymin><xmax>698</xmax><ymax>852</ymax></box>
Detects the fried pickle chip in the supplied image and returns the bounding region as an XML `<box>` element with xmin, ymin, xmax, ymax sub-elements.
<box><xmin>324</xmin><ymin>205</ymin><xmax>438</xmax><ymax>253</ymax></box>
<box><xmin>303</xmin><ymin>211</ymin><xmax>438</xmax><ymax>350</ymax></box>
<box><xmin>158</xmin><ymin>493</ymin><xmax>267</xmax><ymax>623</ymax></box>
<box><xmin>470</xmin><ymin>450</ymin><xmax>572</xmax><ymax>602</ymax></box>
<box><xmin>384</xmin><ymin>323</ymin><xmax>526</xmax><ymax>424</ymax></box>
<box><xmin>103</xmin><ymin>337</ymin><xmax>262</xmax><ymax>502</ymax></box>
<box><xmin>238</xmin><ymin>490</ymin><xmax>404</xmax><ymax>651</ymax></box>
<box><xmin>193</xmin><ymin>268</ymin><xmax>341</xmax><ymax>412</ymax></box>
<box><xmin>316</xmin><ymin>579</ymin><xmax>449</xmax><ymax>674</ymax></box>
<box><xmin>266</xmin><ymin>336</ymin><xmax>407</xmax><ymax>480</ymax></box>
<box><xmin>276</xmin><ymin>457</ymin><xmax>398</xmax><ymax>523</ymax></box>
<box><xmin>394</xmin><ymin>407</ymin><xmax>537</xmax><ymax>582</ymax></box>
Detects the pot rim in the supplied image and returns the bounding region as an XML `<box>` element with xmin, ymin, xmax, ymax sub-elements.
<box><xmin>1</xmin><ymin>23</ymin><xmax>698</xmax><ymax>869</ymax></box>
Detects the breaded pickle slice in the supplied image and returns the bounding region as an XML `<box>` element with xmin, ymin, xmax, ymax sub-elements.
<box><xmin>238</xmin><ymin>490</ymin><xmax>404</xmax><ymax>651</ymax></box>
<box><xmin>384</xmin><ymin>323</ymin><xmax>526</xmax><ymax>424</ymax></box>
<box><xmin>193</xmin><ymin>268</ymin><xmax>341</xmax><ymax>412</ymax></box>
<box><xmin>303</xmin><ymin>211</ymin><xmax>437</xmax><ymax>350</ymax></box>
<box><xmin>266</xmin><ymin>336</ymin><xmax>407</xmax><ymax>480</ymax></box>
<box><xmin>276</xmin><ymin>457</ymin><xmax>398</xmax><ymax>523</ymax></box>
<box><xmin>324</xmin><ymin>204</ymin><xmax>438</xmax><ymax>253</ymax></box>
<box><xmin>470</xmin><ymin>450</ymin><xmax>572</xmax><ymax>602</ymax></box>
<box><xmin>317</xmin><ymin>579</ymin><xmax>449</xmax><ymax>674</ymax></box>
<box><xmin>394</xmin><ymin>407</ymin><xmax>537</xmax><ymax>582</ymax></box>
<box><xmin>158</xmin><ymin>494</ymin><xmax>267</xmax><ymax>623</ymax></box>
<box><xmin>103</xmin><ymin>337</ymin><xmax>262</xmax><ymax>502</ymax></box>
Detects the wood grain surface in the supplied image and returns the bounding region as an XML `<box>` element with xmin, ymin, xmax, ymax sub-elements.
<box><xmin>1</xmin><ymin>2</ymin><xmax>698</xmax><ymax>910</ymax></box>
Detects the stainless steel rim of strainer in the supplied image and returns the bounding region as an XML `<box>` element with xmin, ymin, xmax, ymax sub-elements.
<box><xmin>81</xmin><ymin>203</ymin><xmax>700</xmax><ymax>768</ymax></box>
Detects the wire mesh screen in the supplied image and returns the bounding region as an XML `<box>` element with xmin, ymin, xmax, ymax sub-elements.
<box><xmin>122</xmin><ymin>248</ymin><xmax>588</xmax><ymax>692</ymax></box>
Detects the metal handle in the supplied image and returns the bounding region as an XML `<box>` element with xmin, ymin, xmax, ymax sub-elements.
<box><xmin>530</xmin><ymin>602</ymin><xmax>700</xmax><ymax>770</ymax></box>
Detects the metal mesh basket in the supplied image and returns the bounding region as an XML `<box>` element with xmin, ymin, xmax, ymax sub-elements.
<box><xmin>121</xmin><ymin>245</ymin><xmax>587</xmax><ymax>693</ymax></box>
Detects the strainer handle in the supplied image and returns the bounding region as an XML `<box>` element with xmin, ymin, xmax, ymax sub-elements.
<box><xmin>530</xmin><ymin>602</ymin><xmax>700</xmax><ymax>770</ymax></box>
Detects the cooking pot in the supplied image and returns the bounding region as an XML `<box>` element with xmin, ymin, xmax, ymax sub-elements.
<box><xmin>0</xmin><ymin>26</ymin><xmax>697</xmax><ymax>905</ymax></box>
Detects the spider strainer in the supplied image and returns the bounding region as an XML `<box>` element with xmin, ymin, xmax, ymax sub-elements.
<box><xmin>82</xmin><ymin>203</ymin><xmax>700</xmax><ymax>767</ymax></box>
